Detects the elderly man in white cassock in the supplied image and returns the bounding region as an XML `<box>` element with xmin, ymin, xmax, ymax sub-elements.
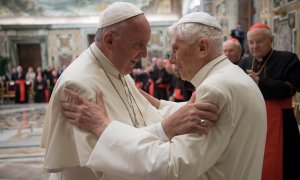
<box><xmin>61</xmin><ymin>12</ymin><xmax>267</xmax><ymax>180</ymax></box>
<box><xmin>41</xmin><ymin>2</ymin><xmax>219</xmax><ymax>180</ymax></box>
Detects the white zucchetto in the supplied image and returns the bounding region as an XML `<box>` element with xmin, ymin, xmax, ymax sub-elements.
<box><xmin>98</xmin><ymin>2</ymin><xmax>144</xmax><ymax>28</ymax></box>
<box><xmin>172</xmin><ymin>12</ymin><xmax>222</xmax><ymax>31</ymax></box>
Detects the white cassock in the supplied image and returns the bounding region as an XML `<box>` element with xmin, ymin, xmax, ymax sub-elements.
<box><xmin>86</xmin><ymin>55</ymin><xmax>267</xmax><ymax>180</ymax></box>
<box><xmin>41</xmin><ymin>42</ymin><xmax>183</xmax><ymax>180</ymax></box>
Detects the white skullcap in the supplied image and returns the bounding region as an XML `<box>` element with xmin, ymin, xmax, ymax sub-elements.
<box><xmin>98</xmin><ymin>2</ymin><xmax>144</xmax><ymax>28</ymax></box>
<box><xmin>173</xmin><ymin>12</ymin><xmax>222</xmax><ymax>30</ymax></box>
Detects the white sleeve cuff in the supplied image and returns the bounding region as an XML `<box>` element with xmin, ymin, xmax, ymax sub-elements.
<box><xmin>156</xmin><ymin>122</ymin><xmax>170</xmax><ymax>141</ymax></box>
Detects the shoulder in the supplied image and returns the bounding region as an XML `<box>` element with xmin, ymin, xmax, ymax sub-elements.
<box><xmin>273</xmin><ymin>50</ymin><xmax>298</xmax><ymax>59</ymax></box>
<box><xmin>271</xmin><ymin>50</ymin><xmax>300</xmax><ymax>66</ymax></box>
<box><xmin>239</xmin><ymin>56</ymin><xmax>252</xmax><ymax>64</ymax></box>
<box><xmin>238</xmin><ymin>56</ymin><xmax>252</xmax><ymax>71</ymax></box>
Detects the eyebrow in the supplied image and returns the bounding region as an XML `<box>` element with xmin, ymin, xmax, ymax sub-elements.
<box><xmin>249</xmin><ymin>37</ymin><xmax>265</xmax><ymax>41</ymax></box>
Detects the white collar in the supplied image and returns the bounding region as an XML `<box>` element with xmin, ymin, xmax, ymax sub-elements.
<box><xmin>190</xmin><ymin>54</ymin><xmax>227</xmax><ymax>87</ymax></box>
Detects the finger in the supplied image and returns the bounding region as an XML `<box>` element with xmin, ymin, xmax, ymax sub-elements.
<box><xmin>189</xmin><ymin>92</ymin><xmax>196</xmax><ymax>103</ymax></box>
<box><xmin>98</xmin><ymin>90</ymin><xmax>109</xmax><ymax>114</ymax></box>
<box><xmin>64</xmin><ymin>88</ymin><xmax>87</xmax><ymax>104</ymax></box>
<box><xmin>199</xmin><ymin>110</ymin><xmax>218</xmax><ymax>122</ymax></box>
<box><xmin>96</xmin><ymin>90</ymin><xmax>103</xmax><ymax>105</ymax></box>
<box><xmin>195</xmin><ymin>121</ymin><xmax>212</xmax><ymax>134</ymax></box>
<box><xmin>203</xmin><ymin>119</ymin><xmax>215</xmax><ymax>128</ymax></box>
<box><xmin>61</xmin><ymin>102</ymin><xmax>79</xmax><ymax>113</ymax></box>
<box><xmin>193</xmin><ymin>101</ymin><xmax>219</xmax><ymax>114</ymax></box>
<box><xmin>62</xmin><ymin>111</ymin><xmax>77</xmax><ymax>124</ymax></box>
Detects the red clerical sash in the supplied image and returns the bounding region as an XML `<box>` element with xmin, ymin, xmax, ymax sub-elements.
<box><xmin>16</xmin><ymin>80</ymin><xmax>26</xmax><ymax>102</ymax></box>
<box><xmin>174</xmin><ymin>88</ymin><xmax>184</xmax><ymax>101</ymax></box>
<box><xmin>262</xmin><ymin>98</ymin><xmax>292</xmax><ymax>180</ymax></box>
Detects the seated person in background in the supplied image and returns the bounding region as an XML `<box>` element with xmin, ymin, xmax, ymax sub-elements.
<box><xmin>26</xmin><ymin>66</ymin><xmax>36</xmax><ymax>84</ymax></box>
<box><xmin>34</xmin><ymin>75</ymin><xmax>47</xmax><ymax>103</ymax></box>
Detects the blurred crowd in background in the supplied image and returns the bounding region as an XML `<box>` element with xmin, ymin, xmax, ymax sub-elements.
<box><xmin>0</xmin><ymin>56</ymin><xmax>195</xmax><ymax>104</ymax></box>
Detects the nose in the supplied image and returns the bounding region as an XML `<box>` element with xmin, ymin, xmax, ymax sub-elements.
<box><xmin>169</xmin><ymin>51</ymin><xmax>175</xmax><ymax>64</ymax></box>
<box><xmin>140</xmin><ymin>46</ymin><xmax>147</xmax><ymax>58</ymax></box>
<box><xmin>224</xmin><ymin>51</ymin><xmax>229</xmax><ymax>57</ymax></box>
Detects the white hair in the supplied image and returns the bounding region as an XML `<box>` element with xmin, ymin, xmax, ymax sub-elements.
<box><xmin>169</xmin><ymin>23</ymin><xmax>224</xmax><ymax>54</ymax></box>
<box><xmin>223</xmin><ymin>40</ymin><xmax>242</xmax><ymax>50</ymax></box>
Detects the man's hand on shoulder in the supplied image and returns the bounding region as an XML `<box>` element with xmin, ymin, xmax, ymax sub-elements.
<box><xmin>162</xmin><ymin>100</ymin><xmax>219</xmax><ymax>139</ymax></box>
<box><xmin>61</xmin><ymin>88</ymin><xmax>111</xmax><ymax>137</ymax></box>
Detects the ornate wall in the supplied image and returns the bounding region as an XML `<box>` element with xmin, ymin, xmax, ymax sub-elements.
<box><xmin>0</xmin><ymin>0</ymin><xmax>180</xmax><ymax>69</ymax></box>
<box><xmin>0</xmin><ymin>31</ymin><xmax>8</xmax><ymax>57</ymax></box>
<box><xmin>212</xmin><ymin>0</ymin><xmax>229</xmax><ymax>38</ymax></box>
<box><xmin>255</xmin><ymin>0</ymin><xmax>300</xmax><ymax>56</ymax></box>
<box><xmin>0</xmin><ymin>0</ymin><xmax>174</xmax><ymax>17</ymax></box>
<box><xmin>47</xmin><ymin>29</ymin><xmax>83</xmax><ymax>68</ymax></box>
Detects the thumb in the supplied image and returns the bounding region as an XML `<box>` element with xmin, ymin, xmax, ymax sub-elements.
<box><xmin>246</xmin><ymin>69</ymin><xmax>253</xmax><ymax>74</ymax></box>
<box><xmin>96</xmin><ymin>90</ymin><xmax>104</xmax><ymax>105</ymax></box>
<box><xmin>188</xmin><ymin>92</ymin><xmax>196</xmax><ymax>104</ymax></box>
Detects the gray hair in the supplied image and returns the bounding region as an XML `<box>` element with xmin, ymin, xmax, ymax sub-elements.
<box><xmin>95</xmin><ymin>21</ymin><xmax>124</xmax><ymax>43</ymax></box>
<box><xmin>169</xmin><ymin>23</ymin><xmax>224</xmax><ymax>54</ymax></box>
<box><xmin>223</xmin><ymin>39</ymin><xmax>242</xmax><ymax>50</ymax></box>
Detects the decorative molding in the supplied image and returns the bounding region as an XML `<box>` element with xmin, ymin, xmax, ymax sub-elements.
<box><xmin>273</xmin><ymin>11</ymin><xmax>296</xmax><ymax>52</ymax></box>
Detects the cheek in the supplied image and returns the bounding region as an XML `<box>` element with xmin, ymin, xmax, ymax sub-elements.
<box><xmin>177</xmin><ymin>49</ymin><xmax>192</xmax><ymax>60</ymax></box>
<box><xmin>249</xmin><ymin>45</ymin><xmax>257</xmax><ymax>52</ymax></box>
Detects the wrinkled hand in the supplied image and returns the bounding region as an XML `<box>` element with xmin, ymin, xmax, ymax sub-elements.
<box><xmin>247</xmin><ymin>70</ymin><xmax>260</xmax><ymax>84</ymax></box>
<box><xmin>162</xmin><ymin>101</ymin><xmax>219</xmax><ymax>139</ymax></box>
<box><xmin>61</xmin><ymin>88</ymin><xmax>111</xmax><ymax>137</ymax></box>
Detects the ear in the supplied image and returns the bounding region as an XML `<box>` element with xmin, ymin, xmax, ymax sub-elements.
<box><xmin>102</xmin><ymin>31</ymin><xmax>114</xmax><ymax>49</ymax></box>
<box><xmin>198</xmin><ymin>38</ymin><xmax>209</xmax><ymax>58</ymax></box>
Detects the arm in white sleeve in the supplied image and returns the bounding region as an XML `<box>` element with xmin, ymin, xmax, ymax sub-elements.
<box><xmin>136</xmin><ymin>123</ymin><xmax>169</xmax><ymax>142</ymax></box>
<box><xmin>139</xmin><ymin>122</ymin><xmax>169</xmax><ymax>142</ymax></box>
<box><xmin>158</xmin><ymin>100</ymin><xmax>186</xmax><ymax>118</ymax></box>
<box><xmin>87</xmin><ymin>85</ymin><xmax>232</xmax><ymax>180</ymax></box>
<box><xmin>87</xmin><ymin>121</ymin><xmax>169</xmax><ymax>180</ymax></box>
<box><xmin>140</xmin><ymin>100</ymin><xmax>185</xmax><ymax>141</ymax></box>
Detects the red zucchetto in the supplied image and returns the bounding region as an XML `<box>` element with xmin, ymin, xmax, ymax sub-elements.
<box><xmin>227</xmin><ymin>38</ymin><xmax>241</xmax><ymax>45</ymax></box>
<box><xmin>249</xmin><ymin>23</ymin><xmax>270</xmax><ymax>31</ymax></box>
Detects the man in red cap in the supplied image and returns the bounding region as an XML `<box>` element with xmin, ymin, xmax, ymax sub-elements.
<box><xmin>239</xmin><ymin>23</ymin><xmax>300</xmax><ymax>180</ymax></box>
